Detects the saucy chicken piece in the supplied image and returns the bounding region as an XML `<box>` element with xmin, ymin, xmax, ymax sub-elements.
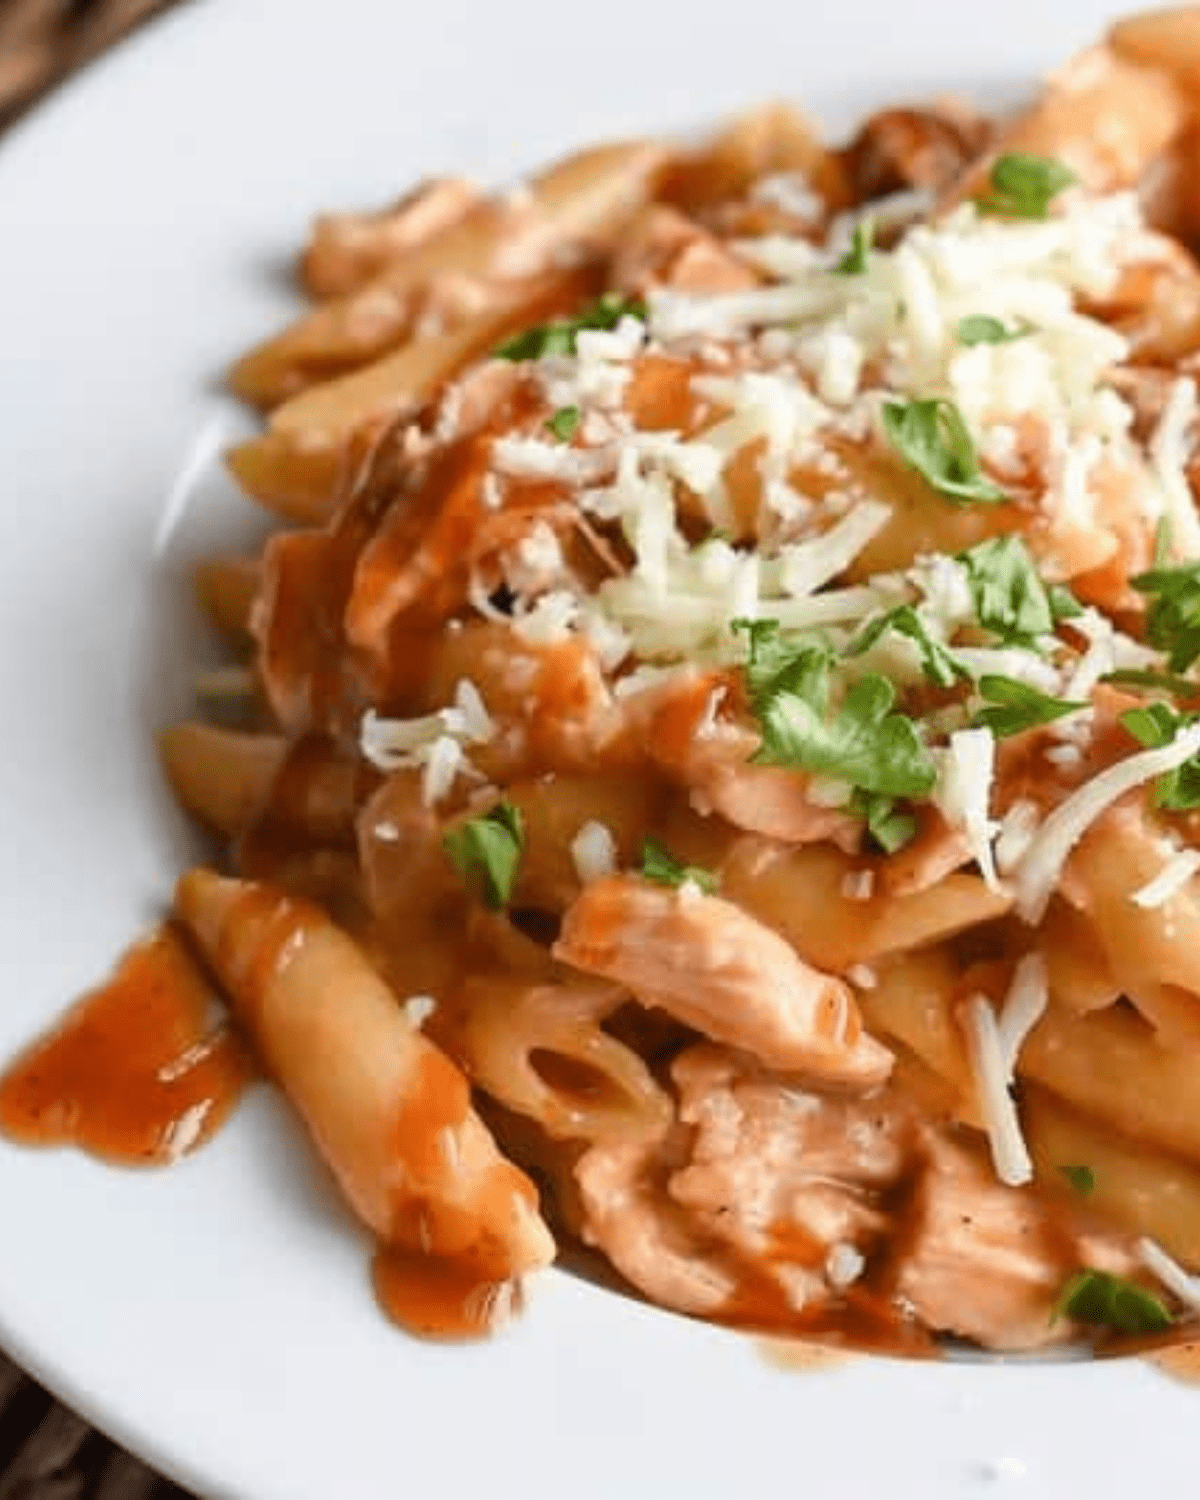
<box><xmin>841</xmin><ymin>105</ymin><xmax>992</xmax><ymax>202</ymax></box>
<box><xmin>555</xmin><ymin>874</ymin><xmax>892</xmax><ymax>1086</ymax></box>
<box><xmin>631</xmin><ymin>669</ymin><xmax>861</xmax><ymax>848</ymax></box>
<box><xmin>887</xmin><ymin>1131</ymin><xmax>1133</xmax><ymax>1351</ymax></box>
<box><xmin>669</xmin><ymin>1046</ymin><xmax>912</xmax><ymax>1312</ymax></box>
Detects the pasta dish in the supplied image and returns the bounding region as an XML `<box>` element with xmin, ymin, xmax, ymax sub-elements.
<box><xmin>11</xmin><ymin>5</ymin><xmax>1200</xmax><ymax>1358</ymax></box>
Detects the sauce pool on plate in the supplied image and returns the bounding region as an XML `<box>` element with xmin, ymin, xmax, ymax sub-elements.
<box><xmin>0</xmin><ymin>926</ymin><xmax>252</xmax><ymax>1165</ymax></box>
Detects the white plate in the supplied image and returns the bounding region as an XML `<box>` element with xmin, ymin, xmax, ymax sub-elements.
<box><xmin>0</xmin><ymin>0</ymin><xmax>1193</xmax><ymax>1495</ymax></box>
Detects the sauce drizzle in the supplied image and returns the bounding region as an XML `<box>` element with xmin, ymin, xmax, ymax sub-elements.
<box><xmin>0</xmin><ymin>926</ymin><xmax>252</xmax><ymax>1165</ymax></box>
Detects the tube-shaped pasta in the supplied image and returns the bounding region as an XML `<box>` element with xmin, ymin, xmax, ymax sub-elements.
<box><xmin>452</xmin><ymin>974</ymin><xmax>673</xmax><ymax>1144</ymax></box>
<box><xmin>857</xmin><ymin>948</ymin><xmax>977</xmax><ymax>1123</ymax></box>
<box><xmin>301</xmin><ymin>178</ymin><xmax>484</xmax><ymax>300</ymax></box>
<box><xmin>1021</xmin><ymin>1001</ymin><xmax>1200</xmax><ymax>1167</ymax></box>
<box><xmin>718</xmin><ymin>836</ymin><xmax>1012</xmax><ymax>973</ymax></box>
<box><xmin>946</xmin><ymin>45</ymin><xmax>1184</xmax><ymax>203</ymax></box>
<box><xmin>1110</xmin><ymin>7</ymin><xmax>1200</xmax><ymax>94</ymax></box>
<box><xmin>506</xmin><ymin>772</ymin><xmax>663</xmax><ymax>911</ymax></box>
<box><xmin>1066</xmin><ymin>806</ymin><xmax>1200</xmax><ymax>1014</ymax></box>
<box><xmin>1024</xmin><ymin>1085</ymin><xmax>1200</xmax><ymax>1270</ymax></box>
<box><xmin>226</xmin><ymin>265</ymin><xmax>595</xmax><ymax>523</ymax></box>
<box><xmin>158</xmin><ymin>724</ymin><xmax>285</xmax><ymax>838</ymax></box>
<box><xmin>231</xmin><ymin>140</ymin><xmax>669</xmax><ymax>408</ymax></box>
<box><xmin>554</xmin><ymin>873</ymin><xmax>892</xmax><ymax>1086</ymax></box>
<box><xmin>175</xmin><ymin>868</ymin><xmax>555</xmax><ymax>1279</ymax></box>
<box><xmin>662</xmin><ymin>102</ymin><xmax>850</xmax><ymax>215</ymax></box>
<box><xmin>195</xmin><ymin>556</ymin><xmax>262</xmax><ymax>638</ymax></box>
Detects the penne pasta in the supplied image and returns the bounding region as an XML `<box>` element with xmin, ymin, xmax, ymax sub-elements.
<box><xmin>231</xmin><ymin>140</ymin><xmax>671</xmax><ymax>409</ymax></box>
<box><xmin>175</xmin><ymin>868</ymin><xmax>556</xmax><ymax>1279</ymax></box>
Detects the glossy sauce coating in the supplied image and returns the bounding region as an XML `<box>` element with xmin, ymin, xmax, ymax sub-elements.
<box><xmin>0</xmin><ymin>927</ymin><xmax>252</xmax><ymax>1165</ymax></box>
<box><xmin>373</xmin><ymin>1246</ymin><xmax>520</xmax><ymax>1340</ymax></box>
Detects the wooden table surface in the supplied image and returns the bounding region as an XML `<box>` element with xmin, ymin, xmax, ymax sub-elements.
<box><xmin>3</xmin><ymin>5</ymin><xmax>202</xmax><ymax>1495</ymax></box>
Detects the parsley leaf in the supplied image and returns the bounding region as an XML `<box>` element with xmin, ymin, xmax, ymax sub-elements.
<box><xmin>495</xmin><ymin>293</ymin><xmax>646</xmax><ymax>361</ymax></box>
<box><xmin>1120</xmin><ymin>702</ymin><xmax>1200</xmax><ymax>810</ymax></box>
<box><xmin>957</xmin><ymin>314</ymin><xmax>1033</xmax><ymax>347</ymax></box>
<box><xmin>546</xmin><ymin>405</ymin><xmax>581</xmax><ymax>441</ymax></box>
<box><xmin>736</xmin><ymin>622</ymin><xmax>937</xmax><ymax>798</ymax></box>
<box><xmin>959</xmin><ymin>535</ymin><xmax>1055</xmax><ymax>644</ymax></box>
<box><xmin>1059</xmin><ymin>1164</ymin><xmax>1095</xmax><ymax>1195</ymax></box>
<box><xmin>1131</xmin><ymin>562</ymin><xmax>1200</xmax><ymax>672</ymax></box>
<box><xmin>850</xmin><ymin>789</ymin><xmax>918</xmax><ymax>854</ymax></box>
<box><xmin>442</xmin><ymin>802</ymin><xmax>524</xmax><ymax>909</ymax></box>
<box><xmin>882</xmin><ymin>398</ymin><xmax>1006</xmax><ymax>504</ymax></box>
<box><xmin>972</xmin><ymin>675</ymin><xmax>1087</xmax><ymax>739</ymax></box>
<box><xmin>836</xmin><ymin>218</ymin><xmax>873</xmax><ymax>274</ymax></box>
<box><xmin>1053</xmin><ymin>1269</ymin><xmax>1172</xmax><ymax>1335</ymax></box>
<box><xmin>1047</xmin><ymin>583</ymin><xmax>1084</xmax><ymax>621</ymax></box>
<box><xmin>640</xmin><ymin>838</ymin><xmax>718</xmax><ymax>894</ymax></box>
<box><xmin>1103</xmin><ymin>668</ymin><xmax>1200</xmax><ymax>698</ymax></box>
<box><xmin>1155</xmin><ymin>517</ymin><xmax>1174</xmax><ymax>568</ymax></box>
<box><xmin>851</xmin><ymin>605</ymin><xmax>969</xmax><ymax>689</ymax></box>
<box><xmin>976</xmin><ymin>153</ymin><xmax>1078</xmax><ymax>221</ymax></box>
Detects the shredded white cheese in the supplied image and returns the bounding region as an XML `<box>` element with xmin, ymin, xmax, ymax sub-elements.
<box><xmin>1013</xmin><ymin>725</ymin><xmax>1200</xmax><ymax>921</ymax></box>
<box><xmin>1149</xmin><ymin>377</ymin><xmax>1200</xmax><ymax>560</ymax></box>
<box><xmin>1138</xmin><ymin>1238</ymin><xmax>1200</xmax><ymax>1315</ymax></box>
<box><xmin>571</xmin><ymin>820</ymin><xmax>618</xmax><ymax>883</ymax></box>
<box><xmin>960</xmin><ymin>992</ymin><xmax>1034</xmax><ymax>1188</ymax></box>
<box><xmin>402</xmin><ymin>995</ymin><xmax>439</xmax><ymax>1029</ymax></box>
<box><xmin>933</xmin><ymin>728</ymin><xmax>1002</xmax><ymax>891</ymax></box>
<box><xmin>1131</xmin><ymin>848</ymin><xmax>1200</xmax><ymax>909</ymax></box>
<box><xmin>995</xmin><ymin>952</ymin><xmax>1049</xmax><ymax>1082</ymax></box>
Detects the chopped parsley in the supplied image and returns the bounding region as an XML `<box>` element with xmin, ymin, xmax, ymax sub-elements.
<box><xmin>495</xmin><ymin>293</ymin><xmax>646</xmax><ymax>361</ymax></box>
<box><xmin>1053</xmin><ymin>1269</ymin><xmax>1173</xmax><ymax>1335</ymax></box>
<box><xmin>836</xmin><ymin>218</ymin><xmax>874</xmax><ymax>275</ymax></box>
<box><xmin>1103</xmin><ymin>668</ymin><xmax>1200</xmax><ymax>698</ymax></box>
<box><xmin>851</xmin><ymin>605</ymin><xmax>969</xmax><ymax>690</ymax></box>
<box><xmin>640</xmin><ymin>838</ymin><xmax>718</xmax><ymax>895</ymax></box>
<box><xmin>959</xmin><ymin>535</ymin><xmax>1056</xmax><ymax>644</ymax></box>
<box><xmin>442</xmin><ymin>802</ymin><xmax>524</xmax><ymax>909</ymax></box>
<box><xmin>734</xmin><ymin>620</ymin><xmax>937</xmax><ymax>799</ymax></box>
<box><xmin>1059</xmin><ymin>1164</ymin><xmax>1095</xmax><ymax>1195</ymax></box>
<box><xmin>972</xmin><ymin>675</ymin><xmax>1087</xmax><ymax>739</ymax></box>
<box><xmin>1047</xmin><ymin>583</ymin><xmax>1084</xmax><ymax>622</ymax></box>
<box><xmin>546</xmin><ymin>405</ymin><xmax>581</xmax><ymax>441</ymax></box>
<box><xmin>957</xmin><ymin>314</ymin><xmax>1033</xmax><ymax>347</ymax></box>
<box><xmin>1131</xmin><ymin>561</ymin><xmax>1200</xmax><ymax>673</ymax></box>
<box><xmin>850</xmin><ymin>789</ymin><xmax>918</xmax><ymax>854</ymax></box>
<box><xmin>1120</xmin><ymin>701</ymin><xmax>1200</xmax><ymax>810</ymax></box>
<box><xmin>882</xmin><ymin>397</ymin><xmax>1006</xmax><ymax>504</ymax></box>
<box><xmin>976</xmin><ymin>153</ymin><xmax>1078</xmax><ymax>221</ymax></box>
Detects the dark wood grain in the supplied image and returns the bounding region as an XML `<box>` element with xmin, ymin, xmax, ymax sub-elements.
<box><xmin>1</xmin><ymin>8</ymin><xmax>202</xmax><ymax>1488</ymax></box>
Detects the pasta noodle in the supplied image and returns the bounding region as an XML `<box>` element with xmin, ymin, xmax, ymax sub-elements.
<box><xmin>15</xmin><ymin>4</ymin><xmax>1200</xmax><ymax>1354</ymax></box>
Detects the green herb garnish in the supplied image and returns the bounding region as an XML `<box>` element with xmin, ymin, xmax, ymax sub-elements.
<box><xmin>1047</xmin><ymin>583</ymin><xmax>1084</xmax><ymax>621</ymax></box>
<box><xmin>959</xmin><ymin>535</ymin><xmax>1056</xmax><ymax>644</ymax></box>
<box><xmin>1120</xmin><ymin>702</ymin><xmax>1200</xmax><ymax>810</ymax></box>
<box><xmin>1103</xmin><ymin>668</ymin><xmax>1200</xmax><ymax>698</ymax></box>
<box><xmin>882</xmin><ymin>398</ymin><xmax>1006</xmax><ymax>505</ymax></box>
<box><xmin>1131</xmin><ymin>561</ymin><xmax>1200</xmax><ymax>673</ymax></box>
<box><xmin>972</xmin><ymin>675</ymin><xmax>1087</xmax><ymax>739</ymax></box>
<box><xmin>734</xmin><ymin>620</ymin><xmax>937</xmax><ymax>799</ymax></box>
<box><xmin>442</xmin><ymin>802</ymin><xmax>524</xmax><ymax>909</ymax></box>
<box><xmin>496</xmin><ymin>293</ymin><xmax>646</xmax><ymax>361</ymax></box>
<box><xmin>640</xmin><ymin>838</ymin><xmax>718</xmax><ymax>895</ymax></box>
<box><xmin>851</xmin><ymin>605</ymin><xmax>969</xmax><ymax>689</ymax></box>
<box><xmin>850</xmin><ymin>788</ymin><xmax>918</xmax><ymax>854</ymax></box>
<box><xmin>1059</xmin><ymin>1164</ymin><xmax>1095</xmax><ymax>1195</ymax></box>
<box><xmin>546</xmin><ymin>405</ymin><xmax>581</xmax><ymax>441</ymax></box>
<box><xmin>976</xmin><ymin>153</ymin><xmax>1078</xmax><ymax>220</ymax></box>
<box><xmin>957</xmin><ymin>314</ymin><xmax>1033</xmax><ymax>347</ymax></box>
<box><xmin>836</xmin><ymin>218</ymin><xmax>873</xmax><ymax>275</ymax></box>
<box><xmin>1053</xmin><ymin>1269</ymin><xmax>1172</xmax><ymax>1334</ymax></box>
